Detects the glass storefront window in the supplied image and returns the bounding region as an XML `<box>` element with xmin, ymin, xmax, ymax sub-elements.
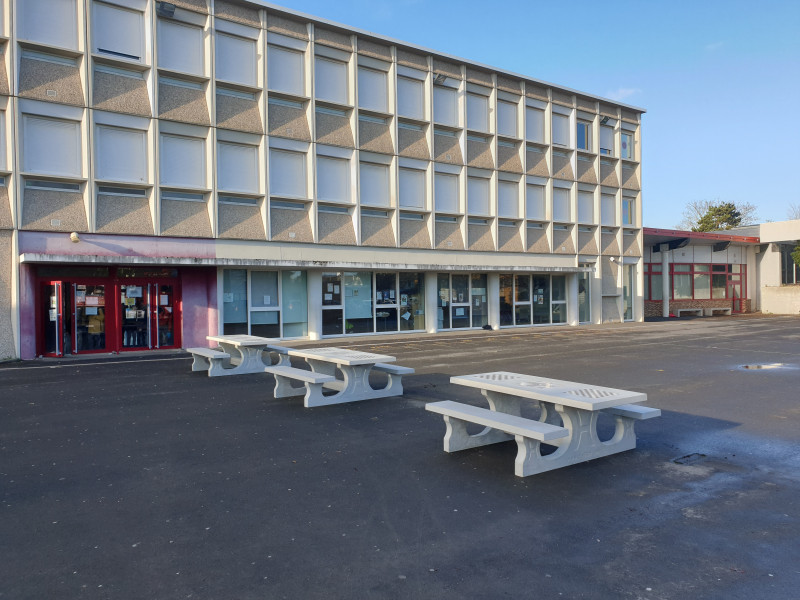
<box><xmin>578</xmin><ymin>270</ymin><xmax>591</xmax><ymax>323</ymax></box>
<box><xmin>399</xmin><ymin>272</ymin><xmax>425</xmax><ymax>331</ymax></box>
<box><xmin>323</xmin><ymin>309</ymin><xmax>343</xmax><ymax>336</ymax></box>
<box><xmin>712</xmin><ymin>274</ymin><xmax>727</xmax><ymax>299</ymax></box>
<box><xmin>499</xmin><ymin>274</ymin><xmax>513</xmax><ymax>326</ymax></box>
<box><xmin>437</xmin><ymin>273</ymin><xmax>450</xmax><ymax>329</ymax></box>
<box><xmin>471</xmin><ymin>274</ymin><xmax>488</xmax><ymax>328</ymax></box>
<box><xmin>674</xmin><ymin>273</ymin><xmax>692</xmax><ymax>299</ymax></box>
<box><xmin>223</xmin><ymin>269</ymin><xmax>248</xmax><ymax>334</ymax></box>
<box><xmin>75</xmin><ymin>284</ymin><xmax>106</xmax><ymax>351</ymax></box>
<box><xmin>322</xmin><ymin>272</ymin><xmax>342</xmax><ymax>306</ymax></box>
<box><xmin>650</xmin><ymin>274</ymin><xmax>663</xmax><ymax>300</ymax></box>
<box><xmin>552</xmin><ymin>275</ymin><xmax>567</xmax><ymax>324</ymax></box>
<box><xmin>451</xmin><ymin>274</ymin><xmax>471</xmax><ymax>328</ymax></box>
<box><xmin>344</xmin><ymin>271</ymin><xmax>373</xmax><ymax>334</ymax></box>
<box><xmin>282</xmin><ymin>271</ymin><xmax>308</xmax><ymax>337</ymax></box>
<box><xmin>251</xmin><ymin>271</ymin><xmax>279</xmax><ymax>308</ymax></box>
<box><xmin>375</xmin><ymin>273</ymin><xmax>396</xmax><ymax>305</ymax></box>
<box><xmin>532</xmin><ymin>275</ymin><xmax>550</xmax><ymax>324</ymax></box>
<box><xmin>515</xmin><ymin>304</ymin><xmax>531</xmax><ymax>325</ymax></box>
<box><xmin>622</xmin><ymin>267</ymin><xmax>633</xmax><ymax>321</ymax></box>
<box><xmin>694</xmin><ymin>273</ymin><xmax>711</xmax><ymax>299</ymax></box>
<box><xmin>515</xmin><ymin>274</ymin><xmax>530</xmax><ymax>303</ymax></box>
<box><xmin>251</xmin><ymin>311</ymin><xmax>280</xmax><ymax>337</ymax></box>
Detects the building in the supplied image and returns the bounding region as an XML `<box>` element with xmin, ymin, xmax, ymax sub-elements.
<box><xmin>0</xmin><ymin>0</ymin><xmax>645</xmax><ymax>361</ymax></box>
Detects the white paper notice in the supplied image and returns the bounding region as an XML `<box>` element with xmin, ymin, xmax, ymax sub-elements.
<box><xmin>223</xmin><ymin>293</ymin><xmax>234</xmax><ymax>303</ymax></box>
<box><xmin>327</xmin><ymin>283</ymin><xmax>333</xmax><ymax>292</ymax></box>
<box><xmin>401</xmin><ymin>311</ymin><xmax>411</xmax><ymax>321</ymax></box>
<box><xmin>160</xmin><ymin>295</ymin><xmax>169</xmax><ymax>306</ymax></box>
<box><xmin>324</xmin><ymin>293</ymin><xmax>333</xmax><ymax>301</ymax></box>
<box><xmin>455</xmin><ymin>308</ymin><xmax>465</xmax><ymax>316</ymax></box>
<box><xmin>264</xmin><ymin>295</ymin><xmax>271</xmax><ymax>305</ymax></box>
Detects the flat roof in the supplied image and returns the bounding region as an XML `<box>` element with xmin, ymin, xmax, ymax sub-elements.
<box><xmin>246</xmin><ymin>1</ymin><xmax>646</xmax><ymax>114</ymax></box>
<box><xmin>643</xmin><ymin>227</ymin><xmax>760</xmax><ymax>246</ymax></box>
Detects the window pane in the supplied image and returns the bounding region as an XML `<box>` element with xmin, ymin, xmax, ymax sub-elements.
<box><xmin>533</xmin><ymin>275</ymin><xmax>550</xmax><ymax>324</ymax></box>
<box><xmin>497</xmin><ymin>101</ymin><xmax>517</xmax><ymax>137</ymax></box>
<box><xmin>601</xmin><ymin>194</ymin><xmax>616</xmax><ymax>225</ymax></box>
<box><xmin>397</xmin><ymin>76</ymin><xmax>424</xmax><ymax>120</ymax></box>
<box><xmin>24</xmin><ymin>116</ymin><xmax>81</xmax><ymax>177</ymax></box>
<box><xmin>269</xmin><ymin>149</ymin><xmax>306</xmax><ymax>197</ymax></box>
<box><xmin>467</xmin><ymin>177</ymin><xmax>489</xmax><ymax>215</ymax></box>
<box><xmin>451</xmin><ymin>274</ymin><xmax>470</xmax><ymax>328</ymax></box>
<box><xmin>94</xmin><ymin>3</ymin><xmax>143</xmax><ymax>61</ymax></box>
<box><xmin>315</xmin><ymin>57</ymin><xmax>347</xmax><ymax>104</ymax></box>
<box><xmin>158</xmin><ymin>20</ymin><xmax>203</xmax><ymax>75</ymax></box>
<box><xmin>399</xmin><ymin>168</ymin><xmax>425</xmax><ymax>208</ymax></box>
<box><xmin>358</xmin><ymin>67</ymin><xmax>387</xmax><ymax>112</ymax></box>
<box><xmin>525</xmin><ymin>108</ymin><xmax>544</xmax><ymax>142</ymax></box>
<box><xmin>251</xmin><ymin>271</ymin><xmax>279</xmax><ymax>307</ymax></box>
<box><xmin>500</xmin><ymin>274</ymin><xmax>513</xmax><ymax>326</ymax></box>
<box><xmin>399</xmin><ymin>272</ymin><xmax>425</xmax><ymax>331</ymax></box>
<box><xmin>578</xmin><ymin>272</ymin><xmax>591</xmax><ymax>322</ymax></box>
<box><xmin>498</xmin><ymin>181</ymin><xmax>518</xmax><ymax>218</ymax></box>
<box><xmin>552</xmin><ymin>114</ymin><xmax>569</xmax><ymax>146</ymax></box>
<box><xmin>218</xmin><ymin>143</ymin><xmax>258</xmax><ymax>193</ymax></box>
<box><xmin>712</xmin><ymin>274</ymin><xmax>727</xmax><ymax>298</ymax></box>
<box><xmin>359</xmin><ymin>163</ymin><xmax>389</xmax><ymax>206</ymax></box>
<box><xmin>437</xmin><ymin>273</ymin><xmax>450</xmax><ymax>329</ymax></box>
<box><xmin>435</xmin><ymin>172</ymin><xmax>459</xmax><ymax>213</ymax></box>
<box><xmin>281</xmin><ymin>270</ymin><xmax>308</xmax><ymax>337</ymax></box>
<box><xmin>96</xmin><ymin>126</ymin><xmax>146</xmax><ymax>183</ymax></box>
<box><xmin>322</xmin><ymin>272</ymin><xmax>342</xmax><ymax>305</ymax></box>
<box><xmin>250</xmin><ymin>310</ymin><xmax>280</xmax><ymax>338</ymax></box>
<box><xmin>623</xmin><ymin>198</ymin><xmax>634</xmax><ymax>225</ymax></box>
<box><xmin>515</xmin><ymin>304</ymin><xmax>531</xmax><ymax>325</ymax></box>
<box><xmin>467</xmin><ymin>94</ymin><xmax>488</xmax><ymax>132</ymax></box>
<box><xmin>578</xmin><ymin>191</ymin><xmax>594</xmax><ymax>223</ymax></box>
<box><xmin>515</xmin><ymin>274</ymin><xmax>530</xmax><ymax>302</ymax></box>
<box><xmin>160</xmin><ymin>135</ymin><xmax>205</xmax><ymax>188</ymax></box>
<box><xmin>621</xmin><ymin>133</ymin><xmax>633</xmax><ymax>159</ymax></box>
<box><xmin>434</xmin><ymin>86</ymin><xmax>457</xmax><ymax>127</ymax></box>
<box><xmin>223</xmin><ymin>269</ymin><xmax>248</xmax><ymax>333</ymax></box>
<box><xmin>674</xmin><ymin>274</ymin><xmax>692</xmax><ymax>299</ymax></box>
<box><xmin>216</xmin><ymin>33</ymin><xmax>257</xmax><ymax>87</ymax></box>
<box><xmin>322</xmin><ymin>309</ymin><xmax>343</xmax><ymax>335</ymax></box>
<box><xmin>317</xmin><ymin>156</ymin><xmax>349</xmax><ymax>202</ymax></box>
<box><xmin>553</xmin><ymin>188</ymin><xmax>570</xmax><ymax>222</ymax></box>
<box><xmin>526</xmin><ymin>184</ymin><xmax>545</xmax><ymax>220</ymax></box>
<box><xmin>269</xmin><ymin>46</ymin><xmax>304</xmax><ymax>95</ymax></box>
<box><xmin>344</xmin><ymin>271</ymin><xmax>373</xmax><ymax>334</ymax></box>
<box><xmin>577</xmin><ymin>122</ymin><xmax>590</xmax><ymax>150</ymax></box>
<box><xmin>600</xmin><ymin>126</ymin><xmax>614</xmax><ymax>155</ymax></box>
<box><xmin>694</xmin><ymin>273</ymin><xmax>711</xmax><ymax>299</ymax></box>
<box><xmin>471</xmin><ymin>274</ymin><xmax>488</xmax><ymax>328</ymax></box>
<box><xmin>650</xmin><ymin>274</ymin><xmax>663</xmax><ymax>300</ymax></box>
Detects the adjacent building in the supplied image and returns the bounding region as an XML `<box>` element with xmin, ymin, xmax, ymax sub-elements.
<box><xmin>0</xmin><ymin>0</ymin><xmax>645</xmax><ymax>360</ymax></box>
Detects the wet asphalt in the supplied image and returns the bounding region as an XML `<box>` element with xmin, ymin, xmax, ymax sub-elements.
<box><xmin>1</xmin><ymin>315</ymin><xmax>798</xmax><ymax>599</ymax></box>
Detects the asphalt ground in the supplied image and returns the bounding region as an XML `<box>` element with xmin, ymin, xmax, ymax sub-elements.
<box><xmin>1</xmin><ymin>316</ymin><xmax>799</xmax><ymax>600</ymax></box>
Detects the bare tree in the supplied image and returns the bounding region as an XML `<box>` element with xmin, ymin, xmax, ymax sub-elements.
<box><xmin>788</xmin><ymin>202</ymin><xmax>800</xmax><ymax>221</ymax></box>
<box><xmin>676</xmin><ymin>199</ymin><xmax>758</xmax><ymax>231</ymax></box>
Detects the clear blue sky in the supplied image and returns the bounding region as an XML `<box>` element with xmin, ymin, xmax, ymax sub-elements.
<box><xmin>265</xmin><ymin>0</ymin><xmax>800</xmax><ymax>228</ymax></box>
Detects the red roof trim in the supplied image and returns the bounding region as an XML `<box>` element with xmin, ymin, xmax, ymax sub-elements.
<box><xmin>643</xmin><ymin>227</ymin><xmax>760</xmax><ymax>244</ymax></box>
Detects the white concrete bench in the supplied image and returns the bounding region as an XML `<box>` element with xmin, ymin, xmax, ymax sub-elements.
<box><xmin>601</xmin><ymin>403</ymin><xmax>661</xmax><ymax>420</ymax></box>
<box><xmin>426</xmin><ymin>400</ymin><xmax>569</xmax><ymax>472</ymax></box>
<box><xmin>676</xmin><ymin>308</ymin><xmax>703</xmax><ymax>317</ymax></box>
<box><xmin>263</xmin><ymin>365</ymin><xmax>336</xmax><ymax>408</ymax></box>
<box><xmin>703</xmin><ymin>307</ymin><xmax>732</xmax><ymax>316</ymax></box>
<box><xmin>372</xmin><ymin>362</ymin><xmax>415</xmax><ymax>396</ymax></box>
<box><xmin>265</xmin><ymin>344</ymin><xmax>292</xmax><ymax>366</ymax></box>
<box><xmin>188</xmin><ymin>347</ymin><xmax>231</xmax><ymax>377</ymax></box>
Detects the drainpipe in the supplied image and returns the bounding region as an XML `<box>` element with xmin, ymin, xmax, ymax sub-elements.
<box><xmin>660</xmin><ymin>243</ymin><xmax>670</xmax><ymax>317</ymax></box>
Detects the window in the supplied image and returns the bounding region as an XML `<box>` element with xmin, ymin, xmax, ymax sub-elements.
<box><xmin>621</xmin><ymin>132</ymin><xmax>634</xmax><ymax>160</ymax></box>
<box><xmin>269</xmin><ymin>149</ymin><xmax>306</xmax><ymax>198</ymax></box>
<box><xmin>601</xmin><ymin>193</ymin><xmax>616</xmax><ymax>225</ymax></box>
<box><xmin>552</xmin><ymin>113</ymin><xmax>569</xmax><ymax>147</ymax></box>
<box><xmin>466</xmin><ymin>93</ymin><xmax>488</xmax><ymax>132</ymax></box>
<box><xmin>93</xmin><ymin>2</ymin><xmax>144</xmax><ymax>62</ymax></box>
<box><xmin>358</xmin><ymin>67</ymin><xmax>387</xmax><ymax>112</ymax></box>
<box><xmin>434</xmin><ymin>86</ymin><xmax>458</xmax><ymax>127</ymax></box>
<box><xmin>316</xmin><ymin>155</ymin><xmax>350</xmax><ymax>202</ymax></box>
<box><xmin>435</xmin><ymin>172</ymin><xmax>459</xmax><ymax>213</ymax></box>
<box><xmin>578</xmin><ymin>190</ymin><xmax>594</xmax><ymax>223</ymax></box>
<box><xmin>578</xmin><ymin>268</ymin><xmax>591</xmax><ymax>323</ymax></box>
<box><xmin>315</xmin><ymin>57</ymin><xmax>348</xmax><ymax>105</ymax></box>
<box><xmin>623</xmin><ymin>266</ymin><xmax>634</xmax><ymax>321</ymax></box>
<box><xmin>498</xmin><ymin>181</ymin><xmax>518</xmax><ymax>218</ymax></box>
<box><xmin>577</xmin><ymin>121</ymin><xmax>591</xmax><ymax>151</ymax></box>
<box><xmin>497</xmin><ymin>101</ymin><xmax>517</xmax><ymax>138</ymax></box>
<box><xmin>95</xmin><ymin>126</ymin><xmax>146</xmax><ymax>183</ymax></box>
<box><xmin>159</xmin><ymin>134</ymin><xmax>205</xmax><ymax>188</ymax></box>
<box><xmin>467</xmin><ymin>176</ymin><xmax>490</xmax><ymax>215</ymax></box>
<box><xmin>23</xmin><ymin>116</ymin><xmax>81</xmax><ymax>177</ymax></box>
<box><xmin>623</xmin><ymin>196</ymin><xmax>635</xmax><ymax>225</ymax></box>
<box><xmin>399</xmin><ymin>167</ymin><xmax>425</xmax><ymax>209</ymax></box>
<box><xmin>644</xmin><ymin>263</ymin><xmax>663</xmax><ymax>301</ymax></box>
<box><xmin>397</xmin><ymin>76</ymin><xmax>424</xmax><ymax>120</ymax></box>
<box><xmin>526</xmin><ymin>107</ymin><xmax>544</xmax><ymax>143</ymax></box>
<box><xmin>20</xmin><ymin>0</ymin><xmax>77</xmax><ymax>49</ymax></box>
<box><xmin>553</xmin><ymin>187</ymin><xmax>570</xmax><ymax>222</ymax></box>
<box><xmin>158</xmin><ymin>20</ymin><xmax>204</xmax><ymax>76</ymax></box>
<box><xmin>526</xmin><ymin>184</ymin><xmax>545</xmax><ymax>220</ymax></box>
<box><xmin>600</xmin><ymin>125</ymin><xmax>614</xmax><ymax>156</ymax></box>
<box><xmin>216</xmin><ymin>33</ymin><xmax>257</xmax><ymax>87</ymax></box>
<box><xmin>359</xmin><ymin>162</ymin><xmax>389</xmax><ymax>206</ymax></box>
<box><xmin>268</xmin><ymin>46</ymin><xmax>304</xmax><ymax>95</ymax></box>
<box><xmin>217</xmin><ymin>142</ymin><xmax>259</xmax><ymax>194</ymax></box>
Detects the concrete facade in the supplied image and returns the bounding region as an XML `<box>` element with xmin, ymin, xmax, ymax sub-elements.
<box><xmin>0</xmin><ymin>0</ymin><xmax>645</xmax><ymax>360</ymax></box>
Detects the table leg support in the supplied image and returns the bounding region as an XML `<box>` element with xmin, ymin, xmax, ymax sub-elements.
<box><xmin>191</xmin><ymin>355</ymin><xmax>209</xmax><ymax>372</ymax></box>
<box><xmin>272</xmin><ymin>373</ymin><xmax>306</xmax><ymax>399</ymax></box>
<box><xmin>443</xmin><ymin>416</ymin><xmax>513</xmax><ymax>452</ymax></box>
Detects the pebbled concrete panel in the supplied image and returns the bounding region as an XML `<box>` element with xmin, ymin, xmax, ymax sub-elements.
<box><xmin>317</xmin><ymin>211</ymin><xmax>356</xmax><ymax>245</ymax></box>
<box><xmin>314</xmin><ymin>28</ymin><xmax>352</xmax><ymax>51</ymax></box>
<box><xmin>270</xmin><ymin>206</ymin><xmax>313</xmax><ymax>242</ymax></box>
<box><xmin>578</xmin><ymin>231</ymin><xmax>598</xmax><ymax>255</ymax></box>
<box><xmin>397</xmin><ymin>127</ymin><xmax>430</xmax><ymax>160</ymax></box>
<box><xmin>525</xmin><ymin>84</ymin><xmax>548</xmax><ymax>102</ymax></box>
<box><xmin>399</xmin><ymin>217</ymin><xmax>430</xmax><ymax>248</ymax></box>
<box><xmin>396</xmin><ymin>50</ymin><xmax>427</xmax><ymax>70</ymax></box>
<box><xmin>467</xmin><ymin>224</ymin><xmax>494</xmax><ymax>251</ymax></box>
<box><xmin>467</xmin><ymin>139</ymin><xmax>493</xmax><ymax>168</ymax></box>
<box><xmin>600</xmin><ymin>162</ymin><xmax>619</xmax><ymax>187</ymax></box>
<box><xmin>358</xmin><ymin>120</ymin><xmax>393</xmax><ymax>154</ymax></box>
<box><xmin>433</xmin><ymin>133</ymin><xmax>462</xmax><ymax>165</ymax></box>
<box><xmin>526</xmin><ymin>227</ymin><xmax>549</xmax><ymax>253</ymax></box>
<box><xmin>433</xmin><ymin>59</ymin><xmax>461</xmax><ymax>79</ymax></box>
<box><xmin>552</xmin><ymin>228</ymin><xmax>575</xmax><ymax>254</ymax></box>
<box><xmin>601</xmin><ymin>232</ymin><xmax>620</xmax><ymax>256</ymax></box>
<box><xmin>96</xmin><ymin>194</ymin><xmax>154</xmax><ymax>235</ymax></box>
<box><xmin>434</xmin><ymin>220</ymin><xmax>464</xmax><ymax>250</ymax></box>
<box><xmin>217</xmin><ymin>93</ymin><xmax>263</xmax><ymax>134</ymax></box>
<box><xmin>93</xmin><ymin>70</ymin><xmax>151</xmax><ymax>117</ymax></box>
<box><xmin>496</xmin><ymin>76</ymin><xmax>521</xmax><ymax>94</ymax></box>
<box><xmin>218</xmin><ymin>203</ymin><xmax>265</xmax><ymax>241</ymax></box>
<box><xmin>315</xmin><ymin>112</ymin><xmax>354</xmax><ymax>148</ymax></box>
<box><xmin>552</xmin><ymin>153</ymin><xmax>574</xmax><ymax>181</ymax></box>
<box><xmin>0</xmin><ymin>230</ymin><xmax>14</xmax><ymax>360</ymax></box>
<box><xmin>623</xmin><ymin>233</ymin><xmax>641</xmax><ymax>257</ymax></box>
<box><xmin>19</xmin><ymin>57</ymin><xmax>84</xmax><ymax>106</ymax></box>
<box><xmin>159</xmin><ymin>83</ymin><xmax>210</xmax><ymax>126</ymax></box>
<box><xmin>357</xmin><ymin>40</ymin><xmax>391</xmax><ymax>61</ymax></box>
<box><xmin>215</xmin><ymin>0</ymin><xmax>260</xmax><ymax>27</ymax></box>
<box><xmin>22</xmin><ymin>190</ymin><xmax>87</xmax><ymax>232</ymax></box>
<box><xmin>526</xmin><ymin>149</ymin><xmax>549</xmax><ymax>177</ymax></box>
<box><xmin>498</xmin><ymin>225</ymin><xmax>523</xmax><ymax>252</ymax></box>
<box><xmin>576</xmin><ymin>159</ymin><xmax>598</xmax><ymax>184</ymax></box>
<box><xmin>0</xmin><ymin>187</ymin><xmax>11</xmax><ymax>229</ymax></box>
<box><xmin>268</xmin><ymin>103</ymin><xmax>310</xmax><ymax>141</ymax></box>
<box><xmin>267</xmin><ymin>14</ymin><xmax>309</xmax><ymax>40</ymax></box>
<box><xmin>172</xmin><ymin>0</ymin><xmax>208</xmax><ymax>14</ymax></box>
<box><xmin>465</xmin><ymin>68</ymin><xmax>492</xmax><ymax>87</ymax></box>
<box><xmin>551</xmin><ymin>90</ymin><xmax>573</xmax><ymax>107</ymax></box>
<box><xmin>160</xmin><ymin>199</ymin><xmax>212</xmax><ymax>238</ymax></box>
<box><xmin>360</xmin><ymin>216</ymin><xmax>395</xmax><ymax>247</ymax></box>
<box><xmin>621</xmin><ymin>166</ymin><xmax>640</xmax><ymax>190</ymax></box>
<box><xmin>497</xmin><ymin>144</ymin><xmax>523</xmax><ymax>174</ymax></box>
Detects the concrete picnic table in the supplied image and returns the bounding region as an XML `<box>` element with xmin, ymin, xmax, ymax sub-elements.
<box><xmin>206</xmin><ymin>334</ymin><xmax>277</xmax><ymax>375</ymax></box>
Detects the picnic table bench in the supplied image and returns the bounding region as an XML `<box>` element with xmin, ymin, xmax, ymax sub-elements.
<box><xmin>426</xmin><ymin>372</ymin><xmax>660</xmax><ymax>477</ymax></box>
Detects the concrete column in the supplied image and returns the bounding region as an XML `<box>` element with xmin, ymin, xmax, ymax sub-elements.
<box><xmin>424</xmin><ymin>271</ymin><xmax>439</xmax><ymax>333</ymax></box>
<box><xmin>307</xmin><ymin>270</ymin><xmax>322</xmax><ymax>340</ymax></box>
<box><xmin>487</xmin><ymin>272</ymin><xmax>500</xmax><ymax>330</ymax></box>
<box><xmin>566</xmin><ymin>272</ymin><xmax>579</xmax><ymax>325</ymax></box>
<box><xmin>660</xmin><ymin>243</ymin><xmax>670</xmax><ymax>317</ymax></box>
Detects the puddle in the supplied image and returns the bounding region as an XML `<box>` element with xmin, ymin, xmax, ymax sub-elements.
<box><xmin>739</xmin><ymin>363</ymin><xmax>797</xmax><ymax>371</ymax></box>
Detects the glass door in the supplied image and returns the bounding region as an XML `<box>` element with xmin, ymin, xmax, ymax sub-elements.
<box><xmin>120</xmin><ymin>283</ymin><xmax>151</xmax><ymax>349</ymax></box>
<box><xmin>470</xmin><ymin>274</ymin><xmax>488</xmax><ymax>328</ymax></box>
<box><xmin>42</xmin><ymin>282</ymin><xmax>64</xmax><ymax>356</ymax></box>
<box><xmin>450</xmin><ymin>274</ymin><xmax>471</xmax><ymax>328</ymax></box>
<box><xmin>75</xmin><ymin>284</ymin><xmax>107</xmax><ymax>353</ymax></box>
<box><xmin>728</xmin><ymin>266</ymin><xmax>744</xmax><ymax>313</ymax></box>
<box><xmin>154</xmin><ymin>284</ymin><xmax>177</xmax><ymax>348</ymax></box>
<box><xmin>532</xmin><ymin>275</ymin><xmax>550</xmax><ymax>324</ymax></box>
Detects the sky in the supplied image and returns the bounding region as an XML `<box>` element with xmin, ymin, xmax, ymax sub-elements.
<box><xmin>261</xmin><ymin>0</ymin><xmax>800</xmax><ymax>228</ymax></box>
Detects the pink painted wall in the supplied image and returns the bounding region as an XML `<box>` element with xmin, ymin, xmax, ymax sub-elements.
<box><xmin>180</xmin><ymin>267</ymin><xmax>218</xmax><ymax>349</ymax></box>
<box><xmin>19</xmin><ymin>263</ymin><xmax>37</xmax><ymax>359</ymax></box>
<box><xmin>19</xmin><ymin>232</ymin><xmax>216</xmax><ymax>259</ymax></box>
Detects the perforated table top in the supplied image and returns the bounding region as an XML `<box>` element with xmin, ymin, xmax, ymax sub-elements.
<box><xmin>288</xmin><ymin>347</ymin><xmax>397</xmax><ymax>366</ymax></box>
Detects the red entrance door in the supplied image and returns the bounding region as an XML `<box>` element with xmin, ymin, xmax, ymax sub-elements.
<box><xmin>119</xmin><ymin>283</ymin><xmax>180</xmax><ymax>350</ymax></box>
